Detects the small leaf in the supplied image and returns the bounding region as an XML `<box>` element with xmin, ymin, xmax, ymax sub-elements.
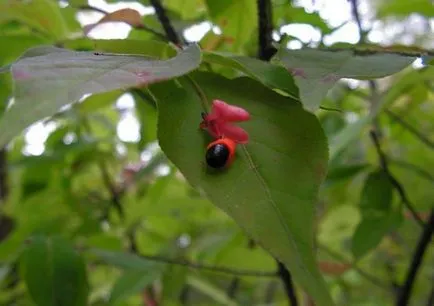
<box><xmin>84</xmin><ymin>8</ymin><xmax>144</xmax><ymax>35</ymax></box>
<box><xmin>20</xmin><ymin>235</ymin><xmax>89</xmax><ymax>306</ymax></box>
<box><xmin>203</xmin><ymin>52</ymin><xmax>299</xmax><ymax>99</ymax></box>
<box><xmin>152</xmin><ymin>72</ymin><xmax>334</xmax><ymax>306</ymax></box>
<box><xmin>351</xmin><ymin>211</ymin><xmax>402</xmax><ymax>259</ymax></box>
<box><xmin>276</xmin><ymin>47</ymin><xmax>417</xmax><ymax>111</ymax></box>
<box><xmin>359</xmin><ymin>170</ymin><xmax>394</xmax><ymax>217</ymax></box>
<box><xmin>0</xmin><ymin>43</ymin><xmax>201</xmax><ymax>148</ymax></box>
<box><xmin>110</xmin><ymin>269</ymin><xmax>163</xmax><ymax>305</ymax></box>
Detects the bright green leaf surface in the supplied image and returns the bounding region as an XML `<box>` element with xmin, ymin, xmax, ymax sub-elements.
<box><xmin>0</xmin><ymin>43</ymin><xmax>201</xmax><ymax>148</ymax></box>
<box><xmin>203</xmin><ymin>51</ymin><xmax>299</xmax><ymax>99</ymax></box>
<box><xmin>0</xmin><ymin>0</ymin><xmax>69</xmax><ymax>39</ymax></box>
<box><xmin>20</xmin><ymin>235</ymin><xmax>89</xmax><ymax>306</ymax></box>
<box><xmin>187</xmin><ymin>275</ymin><xmax>238</xmax><ymax>306</ymax></box>
<box><xmin>205</xmin><ymin>0</ymin><xmax>256</xmax><ymax>52</ymax></box>
<box><xmin>276</xmin><ymin>47</ymin><xmax>417</xmax><ymax>111</ymax></box>
<box><xmin>151</xmin><ymin>72</ymin><xmax>334</xmax><ymax>306</ymax></box>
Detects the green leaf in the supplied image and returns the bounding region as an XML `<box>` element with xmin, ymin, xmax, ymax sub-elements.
<box><xmin>359</xmin><ymin>170</ymin><xmax>394</xmax><ymax>217</ymax></box>
<box><xmin>351</xmin><ymin>170</ymin><xmax>401</xmax><ymax>259</ymax></box>
<box><xmin>377</xmin><ymin>0</ymin><xmax>434</xmax><ymax>18</ymax></box>
<box><xmin>351</xmin><ymin>211</ymin><xmax>402</xmax><ymax>259</ymax></box>
<box><xmin>163</xmin><ymin>0</ymin><xmax>206</xmax><ymax>20</ymax></box>
<box><xmin>20</xmin><ymin>235</ymin><xmax>89</xmax><ymax>306</ymax></box>
<box><xmin>273</xmin><ymin>5</ymin><xmax>333</xmax><ymax>34</ymax></box>
<box><xmin>152</xmin><ymin>72</ymin><xmax>334</xmax><ymax>306</ymax></box>
<box><xmin>276</xmin><ymin>47</ymin><xmax>417</xmax><ymax>111</ymax></box>
<box><xmin>205</xmin><ymin>0</ymin><xmax>256</xmax><ymax>52</ymax></box>
<box><xmin>203</xmin><ymin>51</ymin><xmax>299</xmax><ymax>99</ymax></box>
<box><xmin>187</xmin><ymin>275</ymin><xmax>238</xmax><ymax>306</ymax></box>
<box><xmin>0</xmin><ymin>43</ymin><xmax>201</xmax><ymax>148</ymax></box>
<box><xmin>110</xmin><ymin>269</ymin><xmax>162</xmax><ymax>305</ymax></box>
<box><xmin>0</xmin><ymin>0</ymin><xmax>69</xmax><ymax>39</ymax></box>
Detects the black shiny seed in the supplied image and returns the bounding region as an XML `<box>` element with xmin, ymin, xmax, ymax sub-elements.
<box><xmin>206</xmin><ymin>143</ymin><xmax>230</xmax><ymax>169</ymax></box>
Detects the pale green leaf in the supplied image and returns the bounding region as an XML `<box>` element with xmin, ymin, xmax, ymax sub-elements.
<box><xmin>0</xmin><ymin>43</ymin><xmax>201</xmax><ymax>148</ymax></box>
<box><xmin>276</xmin><ymin>47</ymin><xmax>417</xmax><ymax>111</ymax></box>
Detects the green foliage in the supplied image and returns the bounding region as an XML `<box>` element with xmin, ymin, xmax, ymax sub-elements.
<box><xmin>0</xmin><ymin>0</ymin><xmax>433</xmax><ymax>305</ymax></box>
<box><xmin>20</xmin><ymin>235</ymin><xmax>89</xmax><ymax>306</ymax></box>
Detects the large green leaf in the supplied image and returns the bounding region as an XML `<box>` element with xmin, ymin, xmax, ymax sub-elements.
<box><xmin>151</xmin><ymin>72</ymin><xmax>334</xmax><ymax>306</ymax></box>
<box><xmin>203</xmin><ymin>51</ymin><xmax>299</xmax><ymax>99</ymax></box>
<box><xmin>20</xmin><ymin>235</ymin><xmax>89</xmax><ymax>306</ymax></box>
<box><xmin>0</xmin><ymin>43</ymin><xmax>201</xmax><ymax>148</ymax></box>
<box><xmin>276</xmin><ymin>47</ymin><xmax>417</xmax><ymax>111</ymax></box>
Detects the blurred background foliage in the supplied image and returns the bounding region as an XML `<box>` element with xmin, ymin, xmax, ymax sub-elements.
<box><xmin>0</xmin><ymin>0</ymin><xmax>433</xmax><ymax>305</ymax></box>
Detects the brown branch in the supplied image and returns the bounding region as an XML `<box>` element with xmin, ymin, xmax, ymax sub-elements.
<box><xmin>257</xmin><ymin>0</ymin><xmax>277</xmax><ymax>61</ymax></box>
<box><xmin>385</xmin><ymin>109</ymin><xmax>434</xmax><ymax>150</ymax></box>
<box><xmin>396</xmin><ymin>209</ymin><xmax>434</xmax><ymax>306</ymax></box>
<box><xmin>369</xmin><ymin>130</ymin><xmax>425</xmax><ymax>228</ymax></box>
<box><xmin>149</xmin><ymin>0</ymin><xmax>183</xmax><ymax>45</ymax></box>
<box><xmin>278</xmin><ymin>262</ymin><xmax>298</xmax><ymax>306</ymax></box>
<box><xmin>256</xmin><ymin>1</ymin><xmax>296</xmax><ymax>302</ymax></box>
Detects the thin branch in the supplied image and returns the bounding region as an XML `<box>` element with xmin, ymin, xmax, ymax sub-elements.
<box><xmin>0</xmin><ymin>149</ymin><xmax>8</xmax><ymax>202</ymax></box>
<box><xmin>385</xmin><ymin>109</ymin><xmax>434</xmax><ymax>150</ymax></box>
<box><xmin>427</xmin><ymin>287</ymin><xmax>434</xmax><ymax>306</ymax></box>
<box><xmin>278</xmin><ymin>262</ymin><xmax>298</xmax><ymax>306</ymax></box>
<box><xmin>396</xmin><ymin>209</ymin><xmax>434</xmax><ymax>306</ymax></box>
<box><xmin>81</xmin><ymin>119</ymin><xmax>124</xmax><ymax>220</ymax></box>
<box><xmin>149</xmin><ymin>0</ymin><xmax>183</xmax><ymax>45</ymax></box>
<box><xmin>257</xmin><ymin>0</ymin><xmax>277</xmax><ymax>61</ymax></box>
<box><xmin>77</xmin><ymin>5</ymin><xmax>167</xmax><ymax>41</ymax></box>
<box><xmin>319</xmin><ymin>244</ymin><xmax>390</xmax><ymax>291</ymax></box>
<box><xmin>139</xmin><ymin>253</ymin><xmax>278</xmax><ymax>278</ymax></box>
<box><xmin>257</xmin><ymin>1</ymin><xmax>296</xmax><ymax>302</ymax></box>
<box><xmin>348</xmin><ymin>0</ymin><xmax>364</xmax><ymax>43</ymax></box>
<box><xmin>369</xmin><ymin>130</ymin><xmax>425</xmax><ymax>228</ymax></box>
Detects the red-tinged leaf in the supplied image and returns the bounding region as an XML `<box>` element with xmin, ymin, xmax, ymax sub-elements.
<box><xmin>0</xmin><ymin>43</ymin><xmax>201</xmax><ymax>148</ymax></box>
<box><xmin>84</xmin><ymin>8</ymin><xmax>144</xmax><ymax>35</ymax></box>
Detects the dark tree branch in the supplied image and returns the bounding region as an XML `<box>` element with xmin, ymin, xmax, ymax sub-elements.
<box><xmin>0</xmin><ymin>149</ymin><xmax>8</xmax><ymax>202</ymax></box>
<box><xmin>81</xmin><ymin>119</ymin><xmax>124</xmax><ymax>220</ymax></box>
<box><xmin>396</xmin><ymin>209</ymin><xmax>434</xmax><ymax>306</ymax></box>
<box><xmin>257</xmin><ymin>1</ymin><xmax>296</xmax><ymax>302</ymax></box>
<box><xmin>257</xmin><ymin>0</ymin><xmax>277</xmax><ymax>61</ymax></box>
<box><xmin>370</xmin><ymin>130</ymin><xmax>425</xmax><ymax>228</ymax></box>
<box><xmin>149</xmin><ymin>0</ymin><xmax>183</xmax><ymax>45</ymax></box>
<box><xmin>385</xmin><ymin>109</ymin><xmax>434</xmax><ymax>150</ymax></box>
<box><xmin>278</xmin><ymin>262</ymin><xmax>298</xmax><ymax>306</ymax></box>
<box><xmin>348</xmin><ymin>0</ymin><xmax>364</xmax><ymax>42</ymax></box>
